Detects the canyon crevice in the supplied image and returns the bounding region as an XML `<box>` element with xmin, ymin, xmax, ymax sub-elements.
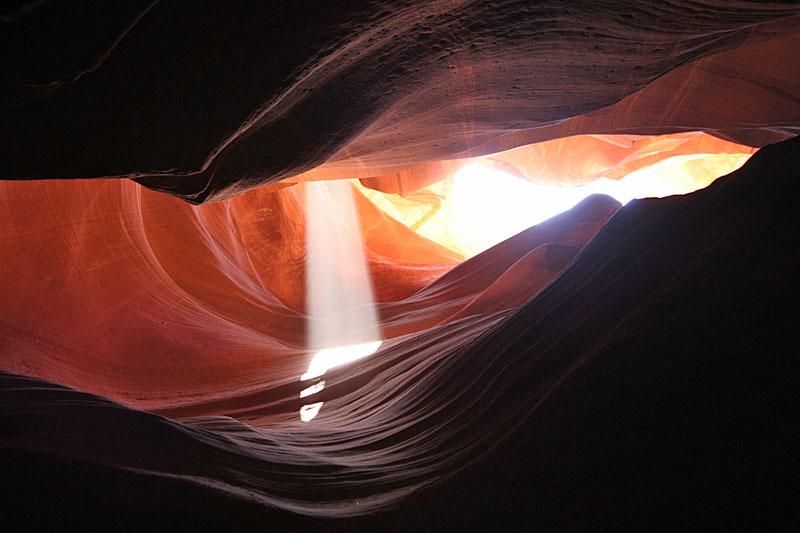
<box><xmin>1</xmin><ymin>1</ymin><xmax>799</xmax><ymax>529</ymax></box>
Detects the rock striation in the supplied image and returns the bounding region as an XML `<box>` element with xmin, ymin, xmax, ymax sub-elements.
<box><xmin>1</xmin><ymin>1</ymin><xmax>799</xmax><ymax>529</ymax></box>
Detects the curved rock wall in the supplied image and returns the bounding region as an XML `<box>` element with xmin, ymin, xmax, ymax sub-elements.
<box><xmin>2</xmin><ymin>2</ymin><xmax>798</xmax><ymax>201</ymax></box>
<box><xmin>1</xmin><ymin>1</ymin><xmax>799</xmax><ymax>529</ymax></box>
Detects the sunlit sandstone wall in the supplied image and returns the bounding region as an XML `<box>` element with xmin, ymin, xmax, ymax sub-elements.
<box><xmin>1</xmin><ymin>138</ymin><xmax>797</xmax><ymax>526</ymax></box>
<box><xmin>0</xmin><ymin>1</ymin><xmax>798</xmax><ymax>421</ymax></box>
<box><xmin>0</xmin><ymin>174</ymin><xmax>616</xmax><ymax>414</ymax></box>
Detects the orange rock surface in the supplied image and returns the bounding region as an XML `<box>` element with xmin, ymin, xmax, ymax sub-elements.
<box><xmin>1</xmin><ymin>1</ymin><xmax>799</xmax><ymax>528</ymax></box>
<box><xmin>0</xmin><ymin>174</ymin><xmax>618</xmax><ymax>414</ymax></box>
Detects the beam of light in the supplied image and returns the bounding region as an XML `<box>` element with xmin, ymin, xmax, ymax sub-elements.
<box><xmin>296</xmin><ymin>150</ymin><xmax>751</xmax><ymax>420</ymax></box>
<box><xmin>301</xmin><ymin>180</ymin><xmax>383</xmax><ymax>421</ymax></box>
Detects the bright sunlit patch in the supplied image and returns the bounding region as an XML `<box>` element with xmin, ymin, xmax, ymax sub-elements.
<box><xmin>356</xmin><ymin>150</ymin><xmax>752</xmax><ymax>258</ymax></box>
<box><xmin>614</xmin><ymin>152</ymin><xmax>751</xmax><ymax>201</ymax></box>
<box><xmin>297</xmin><ymin>141</ymin><xmax>753</xmax><ymax>422</ymax></box>
<box><xmin>299</xmin><ymin>380</ymin><xmax>326</xmax><ymax>398</ymax></box>
<box><xmin>301</xmin><ymin>340</ymin><xmax>383</xmax><ymax>381</ymax></box>
<box><xmin>299</xmin><ymin>402</ymin><xmax>323</xmax><ymax>422</ymax></box>
<box><xmin>299</xmin><ymin>341</ymin><xmax>382</xmax><ymax>422</ymax></box>
<box><xmin>396</xmin><ymin>164</ymin><xmax>633</xmax><ymax>257</ymax></box>
<box><xmin>450</xmin><ymin>165</ymin><xmax>606</xmax><ymax>256</ymax></box>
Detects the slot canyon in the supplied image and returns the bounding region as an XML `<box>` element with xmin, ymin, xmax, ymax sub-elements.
<box><xmin>1</xmin><ymin>1</ymin><xmax>799</xmax><ymax>530</ymax></box>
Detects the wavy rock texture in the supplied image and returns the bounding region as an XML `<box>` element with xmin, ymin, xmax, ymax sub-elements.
<box><xmin>2</xmin><ymin>139</ymin><xmax>799</xmax><ymax>530</ymax></box>
<box><xmin>2</xmin><ymin>1</ymin><xmax>799</xmax><ymax>200</ymax></box>
<box><xmin>0</xmin><ymin>175</ymin><xmax>617</xmax><ymax>414</ymax></box>
<box><xmin>1</xmin><ymin>1</ymin><xmax>800</xmax><ymax>530</ymax></box>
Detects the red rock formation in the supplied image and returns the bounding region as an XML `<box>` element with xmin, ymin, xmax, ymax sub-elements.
<box><xmin>0</xmin><ymin>172</ymin><xmax>618</xmax><ymax>414</ymax></box>
<box><xmin>1</xmin><ymin>1</ymin><xmax>799</xmax><ymax>530</ymax></box>
<box><xmin>2</xmin><ymin>2</ymin><xmax>798</xmax><ymax>201</ymax></box>
<box><xmin>2</xmin><ymin>138</ymin><xmax>798</xmax><ymax>530</ymax></box>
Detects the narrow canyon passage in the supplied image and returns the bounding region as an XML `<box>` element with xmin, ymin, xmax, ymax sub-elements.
<box><xmin>1</xmin><ymin>1</ymin><xmax>799</xmax><ymax>529</ymax></box>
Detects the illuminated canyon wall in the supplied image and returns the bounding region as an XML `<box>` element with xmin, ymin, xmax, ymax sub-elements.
<box><xmin>1</xmin><ymin>1</ymin><xmax>799</xmax><ymax>529</ymax></box>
